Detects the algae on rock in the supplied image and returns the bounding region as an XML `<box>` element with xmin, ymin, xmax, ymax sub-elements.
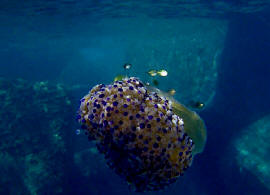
<box><xmin>0</xmin><ymin>78</ymin><xmax>73</xmax><ymax>194</ymax></box>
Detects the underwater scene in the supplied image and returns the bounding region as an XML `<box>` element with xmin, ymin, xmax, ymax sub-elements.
<box><xmin>1</xmin><ymin>0</ymin><xmax>270</xmax><ymax>194</ymax></box>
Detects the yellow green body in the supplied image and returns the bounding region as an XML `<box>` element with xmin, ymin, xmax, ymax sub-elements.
<box><xmin>172</xmin><ymin>101</ymin><xmax>207</xmax><ymax>155</ymax></box>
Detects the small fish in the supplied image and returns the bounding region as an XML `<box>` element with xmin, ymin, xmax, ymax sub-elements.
<box><xmin>123</xmin><ymin>63</ymin><xmax>132</xmax><ymax>70</ymax></box>
<box><xmin>152</xmin><ymin>79</ymin><xmax>159</xmax><ymax>86</ymax></box>
<box><xmin>75</xmin><ymin>129</ymin><xmax>81</xmax><ymax>135</ymax></box>
<box><xmin>114</xmin><ymin>75</ymin><xmax>126</xmax><ymax>82</ymax></box>
<box><xmin>157</xmin><ymin>69</ymin><xmax>168</xmax><ymax>77</ymax></box>
<box><xmin>147</xmin><ymin>70</ymin><xmax>157</xmax><ymax>77</ymax></box>
<box><xmin>167</xmin><ymin>89</ymin><xmax>176</xmax><ymax>96</ymax></box>
<box><xmin>189</xmin><ymin>100</ymin><xmax>205</xmax><ymax>109</ymax></box>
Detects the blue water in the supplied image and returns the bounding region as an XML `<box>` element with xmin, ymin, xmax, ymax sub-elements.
<box><xmin>1</xmin><ymin>1</ymin><xmax>270</xmax><ymax>194</ymax></box>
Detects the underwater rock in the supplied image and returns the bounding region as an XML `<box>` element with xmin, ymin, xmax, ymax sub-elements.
<box><xmin>235</xmin><ymin>114</ymin><xmax>270</xmax><ymax>191</ymax></box>
<box><xmin>0</xmin><ymin>78</ymin><xmax>73</xmax><ymax>194</ymax></box>
<box><xmin>78</xmin><ymin>77</ymin><xmax>206</xmax><ymax>192</ymax></box>
<box><xmin>58</xmin><ymin>17</ymin><xmax>227</xmax><ymax>109</ymax></box>
<box><xmin>122</xmin><ymin>18</ymin><xmax>227</xmax><ymax>108</ymax></box>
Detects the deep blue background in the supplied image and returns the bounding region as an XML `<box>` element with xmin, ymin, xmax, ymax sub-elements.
<box><xmin>0</xmin><ymin>1</ymin><xmax>270</xmax><ymax>194</ymax></box>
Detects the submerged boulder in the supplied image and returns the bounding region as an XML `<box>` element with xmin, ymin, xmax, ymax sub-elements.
<box><xmin>0</xmin><ymin>78</ymin><xmax>73</xmax><ymax>194</ymax></box>
<box><xmin>235</xmin><ymin>114</ymin><xmax>270</xmax><ymax>191</ymax></box>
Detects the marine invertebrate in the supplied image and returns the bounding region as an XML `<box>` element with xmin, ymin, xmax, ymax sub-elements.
<box><xmin>77</xmin><ymin>77</ymin><xmax>206</xmax><ymax>191</ymax></box>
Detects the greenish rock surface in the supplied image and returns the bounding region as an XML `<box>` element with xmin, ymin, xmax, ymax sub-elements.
<box><xmin>60</xmin><ymin>17</ymin><xmax>227</xmax><ymax>108</ymax></box>
<box><xmin>123</xmin><ymin>18</ymin><xmax>227</xmax><ymax>107</ymax></box>
<box><xmin>0</xmin><ymin>78</ymin><xmax>73</xmax><ymax>194</ymax></box>
<box><xmin>235</xmin><ymin>115</ymin><xmax>270</xmax><ymax>191</ymax></box>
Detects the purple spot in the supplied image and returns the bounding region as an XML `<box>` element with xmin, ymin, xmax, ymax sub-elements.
<box><xmin>99</xmin><ymin>94</ymin><xmax>105</xmax><ymax>98</ymax></box>
<box><xmin>76</xmin><ymin>115</ymin><xmax>81</xmax><ymax>120</ymax></box>
<box><xmin>101</xmin><ymin>113</ymin><xmax>105</xmax><ymax>118</ymax></box>
<box><xmin>82</xmin><ymin>119</ymin><xmax>86</xmax><ymax>123</ymax></box>
<box><xmin>113</xmin><ymin>85</ymin><xmax>117</xmax><ymax>88</ymax></box>
<box><xmin>123</xmin><ymin>104</ymin><xmax>128</xmax><ymax>108</ymax></box>
<box><xmin>113</xmin><ymin>95</ymin><xmax>117</xmax><ymax>98</ymax></box>
<box><xmin>129</xmin><ymin>86</ymin><xmax>134</xmax><ymax>90</ymax></box>
<box><xmin>113</xmin><ymin>101</ymin><xmax>118</xmax><ymax>106</ymax></box>
<box><xmin>147</xmin><ymin>124</ymin><xmax>151</xmax><ymax>128</ymax></box>
<box><xmin>96</xmin><ymin>104</ymin><xmax>101</xmax><ymax>109</ymax></box>
<box><xmin>120</xmin><ymin>94</ymin><xmax>123</xmax><ymax>97</ymax></box>
<box><xmin>138</xmin><ymin>135</ymin><xmax>143</xmax><ymax>139</ymax></box>
<box><xmin>123</xmin><ymin>112</ymin><xmax>128</xmax><ymax>116</ymax></box>
<box><xmin>107</xmin><ymin>113</ymin><xmax>111</xmax><ymax>117</ymax></box>
<box><xmin>103</xmin><ymin>120</ymin><xmax>108</xmax><ymax>126</ymax></box>
<box><xmin>118</xmin><ymin>88</ymin><xmax>123</xmax><ymax>92</ymax></box>
<box><xmin>138</xmin><ymin>82</ymin><xmax>143</xmax><ymax>87</ymax></box>
<box><xmin>136</xmin><ymin>114</ymin><xmax>140</xmax><ymax>118</ymax></box>
<box><xmin>140</xmin><ymin>108</ymin><xmax>144</xmax><ymax>112</ymax></box>
<box><xmin>110</xmin><ymin>128</ymin><xmax>115</xmax><ymax>133</ymax></box>
<box><xmin>139</xmin><ymin>123</ymin><xmax>145</xmax><ymax>129</ymax></box>
<box><xmin>179</xmin><ymin>152</ymin><xmax>183</xmax><ymax>156</ymax></box>
<box><xmin>156</xmin><ymin>118</ymin><xmax>161</xmax><ymax>122</ymax></box>
<box><xmin>106</xmin><ymin>107</ymin><xmax>111</xmax><ymax>112</ymax></box>
<box><xmin>118</xmin><ymin>120</ymin><xmax>123</xmax><ymax>125</ymax></box>
<box><xmin>148</xmin><ymin>115</ymin><xmax>153</xmax><ymax>120</ymax></box>
<box><xmin>127</xmin><ymin>98</ymin><xmax>131</xmax><ymax>102</ymax></box>
<box><xmin>93</xmin><ymin>109</ymin><xmax>96</xmax><ymax>113</ymax></box>
<box><xmin>115</xmin><ymin>110</ymin><xmax>119</xmax><ymax>113</ymax></box>
<box><xmin>102</xmin><ymin>101</ymin><xmax>107</xmax><ymax>106</ymax></box>
<box><xmin>153</xmin><ymin>143</ymin><xmax>159</xmax><ymax>148</ymax></box>
<box><xmin>154</xmin><ymin>104</ymin><xmax>158</xmax><ymax>108</ymax></box>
